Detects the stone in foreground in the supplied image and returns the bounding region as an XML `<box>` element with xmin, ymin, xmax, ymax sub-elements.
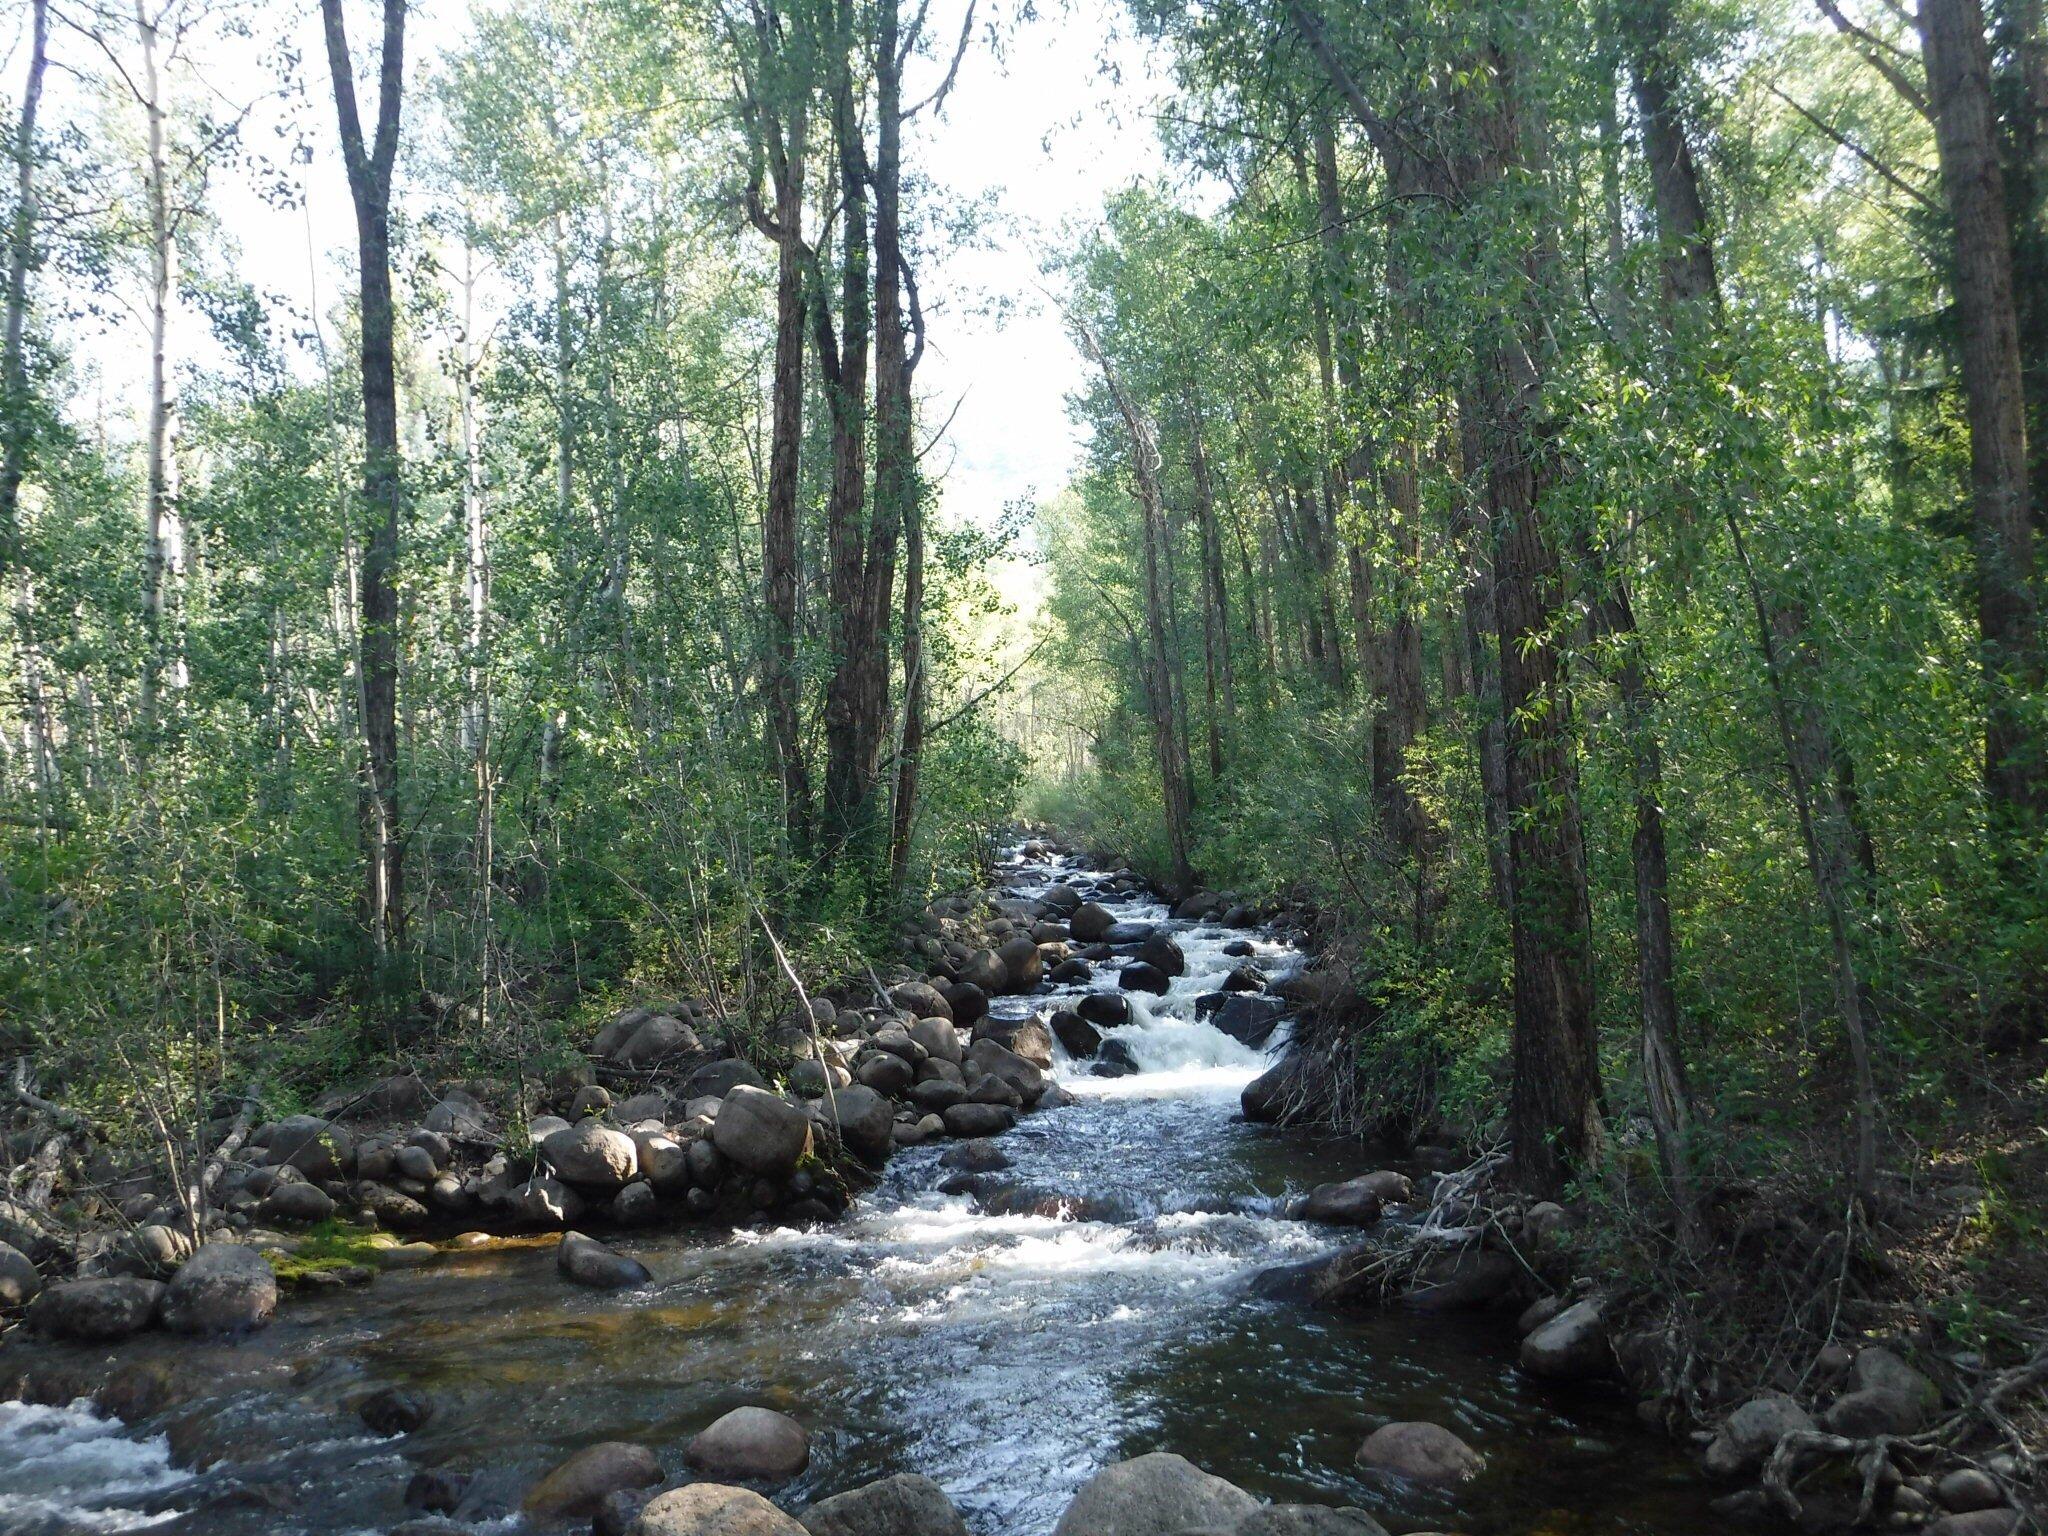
<box><xmin>159</xmin><ymin>1242</ymin><xmax>277</xmax><ymax>1336</ymax></box>
<box><xmin>800</xmin><ymin>1473</ymin><xmax>969</xmax><ymax>1536</ymax></box>
<box><xmin>633</xmin><ymin>1484</ymin><xmax>807</xmax><ymax>1536</ymax></box>
<box><xmin>1050</xmin><ymin>1452</ymin><xmax>1258</xmax><ymax>1536</ymax></box>
<box><xmin>525</xmin><ymin>1441</ymin><xmax>662</xmax><ymax>1520</ymax></box>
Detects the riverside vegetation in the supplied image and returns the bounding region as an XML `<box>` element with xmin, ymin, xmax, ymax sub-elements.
<box><xmin>0</xmin><ymin>0</ymin><xmax>2045</xmax><ymax>1533</ymax></box>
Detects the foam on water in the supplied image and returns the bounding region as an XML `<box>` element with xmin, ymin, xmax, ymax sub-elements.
<box><xmin>0</xmin><ymin>1400</ymin><xmax>188</xmax><ymax>1536</ymax></box>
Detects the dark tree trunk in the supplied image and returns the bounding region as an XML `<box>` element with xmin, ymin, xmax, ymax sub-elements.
<box><xmin>1187</xmin><ymin>387</ymin><xmax>1230</xmax><ymax>779</ymax></box>
<box><xmin>321</xmin><ymin>0</ymin><xmax>407</xmax><ymax>961</ymax></box>
<box><xmin>1921</xmin><ymin>0</ymin><xmax>2047</xmax><ymax>823</ymax></box>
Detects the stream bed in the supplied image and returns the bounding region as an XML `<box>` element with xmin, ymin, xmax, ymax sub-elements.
<box><xmin>0</xmin><ymin>846</ymin><xmax>1727</xmax><ymax>1536</ymax></box>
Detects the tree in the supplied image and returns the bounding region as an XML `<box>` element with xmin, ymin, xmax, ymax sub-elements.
<box><xmin>320</xmin><ymin>0</ymin><xmax>408</xmax><ymax>959</ymax></box>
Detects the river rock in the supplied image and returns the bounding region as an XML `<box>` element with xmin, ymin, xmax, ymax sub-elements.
<box><xmin>791</xmin><ymin>1059</ymin><xmax>853</xmax><ymax>1097</ymax></box>
<box><xmin>32</xmin><ymin>1277</ymin><xmax>163</xmax><ymax>1340</ymax></box>
<box><xmin>958</xmin><ymin>949</ymin><xmax>1006</xmax><ymax>992</ymax></box>
<box><xmin>259</xmin><ymin>1181</ymin><xmax>335</xmax><ymax>1225</ymax></box>
<box><xmin>1240</xmin><ymin>1057</ymin><xmax>1304</xmax><ymax>1123</ymax></box>
<box><xmin>1298</xmin><ymin>1179</ymin><xmax>1384</xmax><ymax>1226</ymax></box>
<box><xmin>160</xmin><ymin>1242</ymin><xmax>277</xmax><ymax>1335</ymax></box>
<box><xmin>1050</xmin><ymin>1011</ymin><xmax>1102</xmax><ymax>1058</ymax></box>
<box><xmin>595</xmin><ymin>1007</ymin><xmax>656</xmax><ymax>1056</ymax></box>
<box><xmin>856</xmin><ymin>1051</ymin><xmax>916</xmax><ymax>1098</ymax></box>
<box><xmin>1050</xmin><ymin>958</ymin><xmax>1092</xmax><ymax>984</ymax></box>
<box><xmin>943</xmin><ymin>1102</ymin><xmax>1015</xmax><ymax>1137</ymax></box>
<box><xmin>0</xmin><ymin>1240</ymin><xmax>40</xmax><ymax>1307</ymax></box>
<box><xmin>1220</xmin><ymin>964</ymin><xmax>1264</xmax><ymax>993</ymax></box>
<box><xmin>638</xmin><ymin>1133</ymin><xmax>691</xmax><ymax>1192</ymax></box>
<box><xmin>634</xmin><ymin>1484</ymin><xmax>807</xmax><ymax>1536</ymax></box>
<box><xmin>824</xmin><ymin>1085</ymin><xmax>895</xmax><ymax>1166</ymax></box>
<box><xmin>1094</xmin><ymin>1037</ymin><xmax>1142</xmax><ymax>1076</ymax></box>
<box><xmin>801</xmin><ymin>1473</ymin><xmax>970</xmax><ymax>1536</ymax></box>
<box><xmin>1929</xmin><ymin>1515</ymin><xmax>2020</xmax><ymax>1536</ymax></box>
<box><xmin>909</xmin><ymin>1016</ymin><xmax>962</xmax><ymax>1063</ymax></box>
<box><xmin>265</xmin><ymin>1115</ymin><xmax>355</xmax><ymax>1181</ymax></box>
<box><xmin>359</xmin><ymin>1386</ymin><xmax>433</xmax><ymax>1435</ymax></box>
<box><xmin>525</xmin><ymin>1441</ymin><xmax>663</xmax><ymax>1520</ymax></box>
<box><xmin>111</xmin><ymin>1222</ymin><xmax>194</xmax><ymax>1278</ymax></box>
<box><xmin>890</xmin><ymin>982</ymin><xmax>952</xmax><ymax>1021</ymax></box>
<box><xmin>1137</xmin><ymin>932</ymin><xmax>1186</xmax><ymax>977</ymax></box>
<box><xmin>612</xmin><ymin>1182</ymin><xmax>659</xmax><ymax>1225</ymax></box>
<box><xmin>545</xmin><ymin>1121</ymin><xmax>640</xmax><ymax>1190</ymax></box>
<box><xmin>507</xmin><ymin>1175</ymin><xmax>583</xmax><ymax>1228</ymax></box>
<box><xmin>394</xmin><ymin>1143</ymin><xmax>440</xmax><ymax>1182</ymax></box>
<box><xmin>1822</xmin><ymin>1346</ymin><xmax>1941</xmax><ymax>1437</ymax></box>
<box><xmin>1119</xmin><ymin>961</ymin><xmax>1169</xmax><ymax>995</ymax></box>
<box><xmin>963</xmin><ymin>1038</ymin><xmax>1044</xmax><ymax>1101</ymax></box>
<box><xmin>1354</xmin><ymin>1421</ymin><xmax>1484</xmax><ymax>1485</ymax></box>
<box><xmin>1039</xmin><ymin>882</ymin><xmax>1083</xmax><ymax>915</ymax></box>
<box><xmin>713</xmin><ymin>1086</ymin><xmax>813</xmax><ymax>1178</ymax></box>
<box><xmin>911</xmin><ymin>1079</ymin><xmax>969</xmax><ymax>1112</ymax></box>
<box><xmin>1519</xmin><ymin>1298</ymin><xmax>1613</xmax><ymax>1380</ymax></box>
<box><xmin>940</xmin><ymin>981</ymin><xmax>989</xmax><ymax>1026</ymax></box>
<box><xmin>685</xmin><ymin>1406</ymin><xmax>810</xmax><ymax>1481</ymax></box>
<box><xmin>559</xmin><ymin>1231</ymin><xmax>651</xmax><ymax>1289</ymax></box>
<box><xmin>618</xmin><ymin>1014</ymin><xmax>701</xmax><ymax>1067</ymax></box>
<box><xmin>1050</xmin><ymin>1452</ymin><xmax>1257</xmax><ymax>1536</ymax></box>
<box><xmin>685</xmin><ymin>1060</ymin><xmax>769</xmax><ymax>1102</ymax></box>
<box><xmin>997</xmin><ymin>935</ymin><xmax>1044</xmax><ymax>992</ymax></box>
<box><xmin>1076</xmin><ymin>993</ymin><xmax>1130</xmax><ymax>1027</ymax></box>
<box><xmin>941</xmin><ymin>1139</ymin><xmax>1011</xmax><ymax>1172</ymax></box>
<box><xmin>1936</xmin><ymin>1470</ymin><xmax>2005</xmax><ymax>1514</ymax></box>
<box><xmin>1174</xmin><ymin>892</ymin><xmax>1224</xmax><ymax>919</ymax></box>
<box><xmin>1704</xmin><ymin>1393</ymin><xmax>1814</xmax><ymax>1477</ymax></box>
<box><xmin>1400</xmin><ymin>1246</ymin><xmax>1518</xmax><ymax>1311</ymax></box>
<box><xmin>423</xmin><ymin>1090</ymin><xmax>491</xmax><ymax>1139</ymax></box>
<box><xmin>1198</xmin><ymin>993</ymin><xmax>1288</xmax><ymax>1047</ymax></box>
<box><xmin>1070</xmin><ymin>902</ymin><xmax>1117</xmax><ymax>942</ymax></box>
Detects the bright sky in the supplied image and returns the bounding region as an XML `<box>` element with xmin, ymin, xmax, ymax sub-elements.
<box><xmin>10</xmin><ymin>0</ymin><xmax>1174</xmax><ymax>525</ymax></box>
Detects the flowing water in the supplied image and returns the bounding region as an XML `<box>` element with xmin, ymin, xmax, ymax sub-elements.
<box><xmin>0</xmin><ymin>846</ymin><xmax>1729</xmax><ymax>1536</ymax></box>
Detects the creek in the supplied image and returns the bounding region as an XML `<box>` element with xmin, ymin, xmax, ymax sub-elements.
<box><xmin>0</xmin><ymin>844</ymin><xmax>1721</xmax><ymax>1536</ymax></box>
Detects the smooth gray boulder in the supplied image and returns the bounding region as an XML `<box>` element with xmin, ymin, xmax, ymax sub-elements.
<box><xmin>1354</xmin><ymin>1421</ymin><xmax>1484</xmax><ymax>1486</ymax></box>
<box><xmin>801</xmin><ymin>1474</ymin><xmax>969</xmax><ymax>1536</ymax></box>
<box><xmin>890</xmin><ymin>982</ymin><xmax>953</xmax><ymax>1022</ymax></box>
<box><xmin>1069</xmin><ymin>902</ymin><xmax>1117</xmax><ymax>942</ymax></box>
<box><xmin>963</xmin><ymin>1038</ymin><xmax>1044</xmax><ymax>1102</ymax></box>
<box><xmin>544</xmin><ymin>1121</ymin><xmax>640</xmax><ymax>1190</ymax></box>
<box><xmin>684</xmin><ymin>1406</ymin><xmax>810</xmax><ymax>1481</ymax></box>
<box><xmin>259</xmin><ymin>1181</ymin><xmax>336</xmax><ymax>1225</ymax></box>
<box><xmin>0</xmin><ymin>1239</ymin><xmax>40</xmax><ymax>1308</ymax></box>
<box><xmin>1518</xmin><ymin>1298</ymin><xmax>1613</xmax><ymax>1380</ymax></box>
<box><xmin>996</xmin><ymin>935</ymin><xmax>1043</xmax><ymax>992</ymax></box>
<box><xmin>525</xmin><ymin>1441</ymin><xmax>662</xmax><ymax>1520</ymax></box>
<box><xmin>822</xmin><ymin>1085</ymin><xmax>895</xmax><ymax>1166</ymax></box>
<box><xmin>160</xmin><ymin>1242</ymin><xmax>277</xmax><ymax>1335</ymax></box>
<box><xmin>1822</xmin><ymin>1347</ymin><xmax>1941</xmax><ymax>1436</ymax></box>
<box><xmin>712</xmin><ymin>1086</ymin><xmax>813</xmax><ymax>1178</ymax></box>
<box><xmin>618</xmin><ymin>1014</ymin><xmax>701</xmax><ymax>1066</ymax></box>
<box><xmin>1051</xmin><ymin>1454</ymin><xmax>1257</xmax><ymax>1536</ymax></box>
<box><xmin>908</xmin><ymin>1017</ymin><xmax>962</xmax><ymax>1063</ymax></box>
<box><xmin>1137</xmin><ymin>932</ymin><xmax>1186</xmax><ymax>978</ymax></box>
<box><xmin>264</xmin><ymin>1114</ymin><xmax>355</xmax><ymax>1180</ymax></box>
<box><xmin>942</xmin><ymin>1102</ymin><xmax>1015</xmax><ymax>1138</ymax></box>
<box><xmin>1298</xmin><ymin>1179</ymin><xmax>1384</xmax><ymax>1226</ymax></box>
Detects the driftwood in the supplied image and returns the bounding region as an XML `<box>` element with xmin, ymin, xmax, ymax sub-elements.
<box><xmin>9</xmin><ymin>1057</ymin><xmax>94</xmax><ymax>1139</ymax></box>
<box><xmin>182</xmin><ymin>1093</ymin><xmax>259</xmax><ymax>1238</ymax></box>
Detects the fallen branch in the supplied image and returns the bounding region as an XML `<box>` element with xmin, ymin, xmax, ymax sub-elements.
<box><xmin>9</xmin><ymin>1058</ymin><xmax>96</xmax><ymax>1140</ymax></box>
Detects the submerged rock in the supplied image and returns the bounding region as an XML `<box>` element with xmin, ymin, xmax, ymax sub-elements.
<box><xmin>557</xmin><ymin>1231</ymin><xmax>652</xmax><ymax>1290</ymax></box>
<box><xmin>1297</xmin><ymin>1179</ymin><xmax>1384</xmax><ymax>1226</ymax></box>
<box><xmin>1354</xmin><ymin>1421</ymin><xmax>1484</xmax><ymax>1486</ymax></box>
<box><xmin>525</xmin><ymin>1441</ymin><xmax>662</xmax><ymax>1520</ymax></box>
<box><xmin>358</xmin><ymin>1386</ymin><xmax>433</xmax><ymax>1436</ymax></box>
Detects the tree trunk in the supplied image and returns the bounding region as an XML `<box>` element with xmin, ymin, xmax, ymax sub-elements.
<box><xmin>320</xmin><ymin>0</ymin><xmax>407</xmax><ymax>960</ymax></box>
<box><xmin>1921</xmin><ymin>0</ymin><xmax>2047</xmax><ymax>823</ymax></box>
<box><xmin>138</xmin><ymin>1</ymin><xmax>184</xmax><ymax>738</ymax></box>
<box><xmin>0</xmin><ymin>0</ymin><xmax>47</xmax><ymax>581</ymax></box>
<box><xmin>1188</xmin><ymin>386</ymin><xmax>1231</xmax><ymax>774</ymax></box>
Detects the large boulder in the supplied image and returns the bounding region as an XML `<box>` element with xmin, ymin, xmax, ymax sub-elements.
<box><xmin>890</xmin><ymin>982</ymin><xmax>952</xmax><ymax>1022</ymax></box>
<box><xmin>997</xmin><ymin>935</ymin><xmax>1044</xmax><ymax>993</ymax></box>
<box><xmin>558</xmin><ymin>1231</ymin><xmax>651</xmax><ymax>1289</ymax></box>
<box><xmin>617</xmin><ymin>1014</ymin><xmax>702</xmax><ymax>1067</ymax></box>
<box><xmin>823</xmin><ymin>1085</ymin><xmax>895</xmax><ymax>1166</ymax></box>
<box><xmin>684</xmin><ymin>1406</ymin><xmax>810</xmax><ymax>1481</ymax></box>
<box><xmin>908</xmin><ymin>1016</ymin><xmax>962</xmax><ymax>1064</ymax></box>
<box><xmin>264</xmin><ymin>1115</ymin><xmax>355</xmax><ymax>1181</ymax></box>
<box><xmin>963</xmin><ymin>1038</ymin><xmax>1044</xmax><ymax>1102</ymax></box>
<box><xmin>1050</xmin><ymin>1453</ymin><xmax>1257</xmax><ymax>1536</ymax></box>
<box><xmin>634</xmin><ymin>1485</ymin><xmax>807</xmax><ymax>1536</ymax></box>
<box><xmin>0</xmin><ymin>1239</ymin><xmax>40</xmax><ymax>1308</ymax></box>
<box><xmin>685</xmin><ymin>1059</ymin><xmax>769</xmax><ymax>1101</ymax></box>
<box><xmin>259</xmin><ymin>1181</ymin><xmax>336</xmax><ymax>1225</ymax></box>
<box><xmin>525</xmin><ymin>1442</ymin><xmax>662</xmax><ymax>1520</ymax></box>
<box><xmin>160</xmin><ymin>1242</ymin><xmax>277</xmax><ymax>1336</ymax></box>
<box><xmin>942</xmin><ymin>1103</ymin><xmax>1015</xmax><ymax>1137</ymax></box>
<box><xmin>1118</xmin><ymin>962</ymin><xmax>1170</xmax><ymax>996</ymax></box>
<box><xmin>1704</xmin><ymin>1393</ymin><xmax>1815</xmax><ymax>1477</ymax></box>
<box><xmin>1076</xmin><ymin>993</ymin><xmax>1130</xmax><ymax>1028</ymax></box>
<box><xmin>1069</xmin><ymin>902</ymin><xmax>1117</xmax><ymax>943</ymax></box>
<box><xmin>856</xmin><ymin>1052</ymin><xmax>916</xmax><ymax>1098</ymax></box>
<box><xmin>939</xmin><ymin>982</ymin><xmax>989</xmax><ymax>1027</ymax></box>
<box><xmin>1519</xmin><ymin>1299</ymin><xmax>1613</xmax><ymax>1380</ymax></box>
<box><xmin>1824</xmin><ymin>1346</ymin><xmax>1941</xmax><ymax>1436</ymax></box>
<box><xmin>1038</xmin><ymin>883</ymin><xmax>1084</xmax><ymax>915</ymax></box>
<box><xmin>712</xmin><ymin>1087</ymin><xmax>813</xmax><ymax>1178</ymax></box>
<box><xmin>1298</xmin><ymin>1179</ymin><xmax>1384</xmax><ymax>1226</ymax></box>
<box><xmin>958</xmin><ymin>949</ymin><xmax>1007</xmax><ymax>993</ymax></box>
<box><xmin>1049</xmin><ymin>1011</ymin><xmax>1102</xmax><ymax>1059</ymax></box>
<box><xmin>800</xmin><ymin>1474</ymin><xmax>970</xmax><ymax>1536</ymax></box>
<box><xmin>1197</xmin><ymin>994</ymin><xmax>1289</xmax><ymax>1048</ymax></box>
<box><xmin>545</xmin><ymin>1121</ymin><xmax>640</xmax><ymax>1190</ymax></box>
<box><xmin>1241</xmin><ymin>1057</ymin><xmax>1305</xmax><ymax>1124</ymax></box>
<box><xmin>1137</xmin><ymin>932</ymin><xmax>1186</xmax><ymax>978</ymax></box>
<box><xmin>1354</xmin><ymin>1421</ymin><xmax>1484</xmax><ymax>1486</ymax></box>
<box><xmin>32</xmin><ymin>1277</ymin><xmax>163</xmax><ymax>1340</ymax></box>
